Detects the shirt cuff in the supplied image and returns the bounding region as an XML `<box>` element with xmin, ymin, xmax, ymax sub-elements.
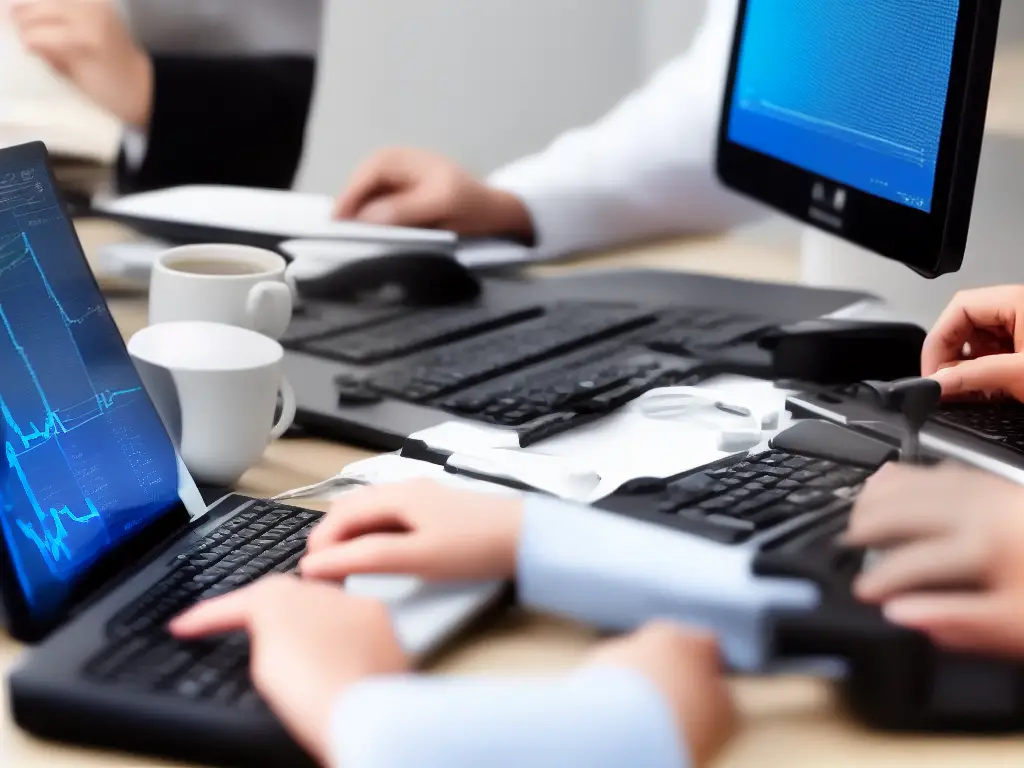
<box><xmin>487</xmin><ymin>164</ymin><xmax>586</xmax><ymax>261</ymax></box>
<box><xmin>514</xmin><ymin>494</ymin><xmax>821</xmax><ymax>672</ymax></box>
<box><xmin>121</xmin><ymin>128</ymin><xmax>149</xmax><ymax>172</ymax></box>
<box><xmin>330</xmin><ymin>666</ymin><xmax>689</xmax><ymax>768</ymax></box>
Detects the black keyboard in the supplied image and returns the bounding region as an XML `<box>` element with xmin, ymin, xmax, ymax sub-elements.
<box><xmin>84</xmin><ymin>502</ymin><xmax>322</xmax><ymax>706</ymax></box>
<box><xmin>368</xmin><ymin>303</ymin><xmax>659</xmax><ymax>402</ymax></box>
<box><xmin>439</xmin><ymin>347</ymin><xmax>704</xmax><ymax>443</ymax></box>
<box><xmin>281</xmin><ymin>300</ymin><xmax>409</xmax><ymax>345</ymax></box>
<box><xmin>647</xmin><ymin>307</ymin><xmax>777</xmax><ymax>357</ymax></box>
<box><xmin>611</xmin><ymin>450</ymin><xmax>871</xmax><ymax>545</ymax></box>
<box><xmin>931</xmin><ymin>400</ymin><xmax>1024</xmax><ymax>454</ymax></box>
<box><xmin>302</xmin><ymin>305</ymin><xmax>544</xmax><ymax>364</ymax></box>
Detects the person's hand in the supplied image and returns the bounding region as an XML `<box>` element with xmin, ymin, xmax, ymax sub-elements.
<box><xmin>170</xmin><ymin>576</ymin><xmax>408</xmax><ymax>765</ymax></box>
<box><xmin>586</xmin><ymin>623</ymin><xmax>736</xmax><ymax>768</ymax></box>
<box><xmin>922</xmin><ymin>285</ymin><xmax>1024</xmax><ymax>401</ymax></box>
<box><xmin>333</xmin><ymin>148</ymin><xmax>535</xmax><ymax>239</ymax></box>
<box><xmin>846</xmin><ymin>462</ymin><xmax>1024</xmax><ymax>657</ymax></box>
<box><xmin>9</xmin><ymin>0</ymin><xmax>153</xmax><ymax>128</ymax></box>
<box><xmin>301</xmin><ymin>480</ymin><xmax>524</xmax><ymax>582</ymax></box>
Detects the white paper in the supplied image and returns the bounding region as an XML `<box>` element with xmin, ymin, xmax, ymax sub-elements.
<box><xmin>403</xmin><ymin>376</ymin><xmax>794</xmax><ymax>504</ymax></box>
<box><xmin>408</xmin><ymin>421</ymin><xmax>522</xmax><ymax>453</ymax></box>
<box><xmin>94</xmin><ymin>186</ymin><xmax>459</xmax><ymax>244</ymax></box>
<box><xmin>323</xmin><ymin>454</ymin><xmax>523</xmax><ymax>500</ymax></box>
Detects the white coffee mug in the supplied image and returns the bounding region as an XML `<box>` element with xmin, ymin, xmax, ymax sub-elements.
<box><xmin>149</xmin><ymin>244</ymin><xmax>293</xmax><ymax>340</ymax></box>
<box><xmin>128</xmin><ymin>321</ymin><xmax>297</xmax><ymax>487</ymax></box>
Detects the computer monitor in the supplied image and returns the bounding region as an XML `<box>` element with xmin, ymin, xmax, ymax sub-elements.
<box><xmin>717</xmin><ymin>0</ymin><xmax>1002</xmax><ymax>278</ymax></box>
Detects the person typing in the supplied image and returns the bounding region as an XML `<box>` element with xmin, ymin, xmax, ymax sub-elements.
<box><xmin>332</xmin><ymin>0</ymin><xmax>762</xmax><ymax>261</ymax></box>
<box><xmin>172</xmin><ymin>481</ymin><xmax>761</xmax><ymax>768</ymax></box>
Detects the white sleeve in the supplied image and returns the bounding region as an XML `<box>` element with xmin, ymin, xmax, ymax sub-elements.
<box><xmin>488</xmin><ymin>0</ymin><xmax>762</xmax><ymax>260</ymax></box>
<box><xmin>121</xmin><ymin>128</ymin><xmax>149</xmax><ymax>171</ymax></box>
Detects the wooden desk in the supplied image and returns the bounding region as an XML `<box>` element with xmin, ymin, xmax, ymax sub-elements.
<box><xmin>2</xmin><ymin>219</ymin><xmax>1021</xmax><ymax>767</ymax></box>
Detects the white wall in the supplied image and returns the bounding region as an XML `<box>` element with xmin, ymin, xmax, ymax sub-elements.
<box><xmin>298</xmin><ymin>0</ymin><xmax>656</xmax><ymax>193</ymax></box>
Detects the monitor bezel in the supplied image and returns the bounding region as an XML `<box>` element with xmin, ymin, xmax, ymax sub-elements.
<box><xmin>0</xmin><ymin>141</ymin><xmax>195</xmax><ymax>643</ymax></box>
<box><xmin>716</xmin><ymin>0</ymin><xmax>1002</xmax><ymax>278</ymax></box>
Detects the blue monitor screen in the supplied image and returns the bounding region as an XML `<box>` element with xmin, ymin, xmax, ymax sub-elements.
<box><xmin>727</xmin><ymin>0</ymin><xmax>960</xmax><ymax>212</ymax></box>
<box><xmin>0</xmin><ymin>147</ymin><xmax>182</xmax><ymax>617</ymax></box>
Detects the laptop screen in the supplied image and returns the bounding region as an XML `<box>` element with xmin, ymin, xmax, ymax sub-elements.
<box><xmin>0</xmin><ymin>143</ymin><xmax>184</xmax><ymax>624</ymax></box>
<box><xmin>726</xmin><ymin>0</ymin><xmax>960</xmax><ymax>213</ymax></box>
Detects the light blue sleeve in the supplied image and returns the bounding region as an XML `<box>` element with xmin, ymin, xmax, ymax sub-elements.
<box><xmin>516</xmin><ymin>495</ymin><xmax>821</xmax><ymax>672</ymax></box>
<box><xmin>331</xmin><ymin>665</ymin><xmax>689</xmax><ymax>768</ymax></box>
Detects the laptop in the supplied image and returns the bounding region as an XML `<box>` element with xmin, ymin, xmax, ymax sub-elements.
<box><xmin>0</xmin><ymin>141</ymin><xmax>506</xmax><ymax>766</ymax></box>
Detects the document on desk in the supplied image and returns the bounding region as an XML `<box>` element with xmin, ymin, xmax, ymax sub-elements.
<box><xmin>92</xmin><ymin>186</ymin><xmax>542</xmax><ymax>270</ymax></box>
<box><xmin>404</xmin><ymin>376</ymin><xmax>794</xmax><ymax>503</ymax></box>
<box><xmin>94</xmin><ymin>186</ymin><xmax>457</xmax><ymax>244</ymax></box>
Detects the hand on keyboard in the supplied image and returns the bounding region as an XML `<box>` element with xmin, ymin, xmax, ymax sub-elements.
<box><xmin>845</xmin><ymin>462</ymin><xmax>1024</xmax><ymax>658</ymax></box>
<box><xmin>301</xmin><ymin>481</ymin><xmax>525</xmax><ymax>582</ymax></box>
<box><xmin>170</xmin><ymin>576</ymin><xmax>408</xmax><ymax>764</ymax></box>
<box><xmin>924</xmin><ymin>285</ymin><xmax>1024</xmax><ymax>402</ymax></box>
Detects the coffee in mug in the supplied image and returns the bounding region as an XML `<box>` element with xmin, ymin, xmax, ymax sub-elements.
<box><xmin>149</xmin><ymin>244</ymin><xmax>293</xmax><ymax>339</ymax></box>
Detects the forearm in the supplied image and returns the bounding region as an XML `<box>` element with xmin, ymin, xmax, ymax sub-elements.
<box><xmin>117</xmin><ymin>55</ymin><xmax>315</xmax><ymax>193</ymax></box>
<box><xmin>331</xmin><ymin>666</ymin><xmax>689</xmax><ymax>768</ymax></box>
<box><xmin>516</xmin><ymin>496</ymin><xmax>819</xmax><ymax>671</ymax></box>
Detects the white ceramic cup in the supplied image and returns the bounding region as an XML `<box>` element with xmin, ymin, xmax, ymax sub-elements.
<box><xmin>149</xmin><ymin>244</ymin><xmax>293</xmax><ymax>340</ymax></box>
<box><xmin>128</xmin><ymin>321</ymin><xmax>297</xmax><ymax>487</ymax></box>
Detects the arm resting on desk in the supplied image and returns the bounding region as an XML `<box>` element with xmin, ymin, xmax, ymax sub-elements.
<box><xmin>331</xmin><ymin>666</ymin><xmax>689</xmax><ymax>768</ymax></box>
<box><xmin>116</xmin><ymin>55</ymin><xmax>315</xmax><ymax>194</ymax></box>
<box><xmin>487</xmin><ymin>0</ymin><xmax>762</xmax><ymax>260</ymax></box>
<box><xmin>518</xmin><ymin>496</ymin><xmax>820</xmax><ymax>672</ymax></box>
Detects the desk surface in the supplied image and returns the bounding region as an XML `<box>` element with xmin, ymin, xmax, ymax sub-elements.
<box><xmin>3</xmin><ymin>220</ymin><xmax>1021</xmax><ymax>768</ymax></box>
<box><xmin>5</xmin><ymin>48</ymin><xmax>1024</xmax><ymax>765</ymax></box>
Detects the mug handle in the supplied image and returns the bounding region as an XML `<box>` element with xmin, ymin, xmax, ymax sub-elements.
<box><xmin>270</xmin><ymin>376</ymin><xmax>298</xmax><ymax>441</ymax></box>
<box><xmin>247</xmin><ymin>281</ymin><xmax>294</xmax><ymax>340</ymax></box>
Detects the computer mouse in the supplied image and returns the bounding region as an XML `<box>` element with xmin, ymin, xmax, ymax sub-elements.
<box><xmin>285</xmin><ymin>243</ymin><xmax>481</xmax><ymax>306</ymax></box>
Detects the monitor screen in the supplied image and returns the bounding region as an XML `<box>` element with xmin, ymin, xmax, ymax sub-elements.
<box><xmin>0</xmin><ymin>145</ymin><xmax>183</xmax><ymax>621</ymax></box>
<box><xmin>727</xmin><ymin>0</ymin><xmax>960</xmax><ymax>213</ymax></box>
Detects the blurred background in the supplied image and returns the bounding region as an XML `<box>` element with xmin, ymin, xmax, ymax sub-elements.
<box><xmin>1</xmin><ymin>0</ymin><xmax>1021</xmax><ymax>216</ymax></box>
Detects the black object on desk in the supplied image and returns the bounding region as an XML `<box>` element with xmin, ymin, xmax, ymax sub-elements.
<box><xmin>758</xmin><ymin>319</ymin><xmax>927</xmax><ymax>385</ymax></box>
<box><xmin>292</xmin><ymin>251</ymin><xmax>483</xmax><ymax>306</ymax></box>
<box><xmin>759</xmin><ymin>531</ymin><xmax>1024</xmax><ymax>733</ymax></box>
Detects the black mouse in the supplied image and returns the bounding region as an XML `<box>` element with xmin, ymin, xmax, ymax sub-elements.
<box><xmin>291</xmin><ymin>251</ymin><xmax>482</xmax><ymax>306</ymax></box>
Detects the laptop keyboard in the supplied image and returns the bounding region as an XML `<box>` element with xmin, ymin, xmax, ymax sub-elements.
<box><xmin>627</xmin><ymin>450</ymin><xmax>871</xmax><ymax>544</ymax></box>
<box><xmin>931</xmin><ymin>400</ymin><xmax>1024</xmax><ymax>454</ymax></box>
<box><xmin>84</xmin><ymin>502</ymin><xmax>322</xmax><ymax>706</ymax></box>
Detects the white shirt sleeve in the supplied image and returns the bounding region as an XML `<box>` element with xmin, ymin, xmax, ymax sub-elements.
<box><xmin>121</xmin><ymin>128</ymin><xmax>149</xmax><ymax>171</ymax></box>
<box><xmin>331</xmin><ymin>666</ymin><xmax>690</xmax><ymax>768</ymax></box>
<box><xmin>488</xmin><ymin>0</ymin><xmax>762</xmax><ymax>260</ymax></box>
<box><xmin>516</xmin><ymin>494</ymin><xmax>820</xmax><ymax>673</ymax></box>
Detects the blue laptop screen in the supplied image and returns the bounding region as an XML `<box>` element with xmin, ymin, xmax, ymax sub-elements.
<box><xmin>0</xmin><ymin>147</ymin><xmax>181</xmax><ymax>616</ymax></box>
<box><xmin>727</xmin><ymin>0</ymin><xmax>960</xmax><ymax>212</ymax></box>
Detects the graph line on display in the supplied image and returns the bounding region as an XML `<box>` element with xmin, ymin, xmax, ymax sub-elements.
<box><xmin>0</xmin><ymin>149</ymin><xmax>182</xmax><ymax>612</ymax></box>
<box><xmin>0</xmin><ymin>228</ymin><xmax>133</xmax><ymax>572</ymax></box>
